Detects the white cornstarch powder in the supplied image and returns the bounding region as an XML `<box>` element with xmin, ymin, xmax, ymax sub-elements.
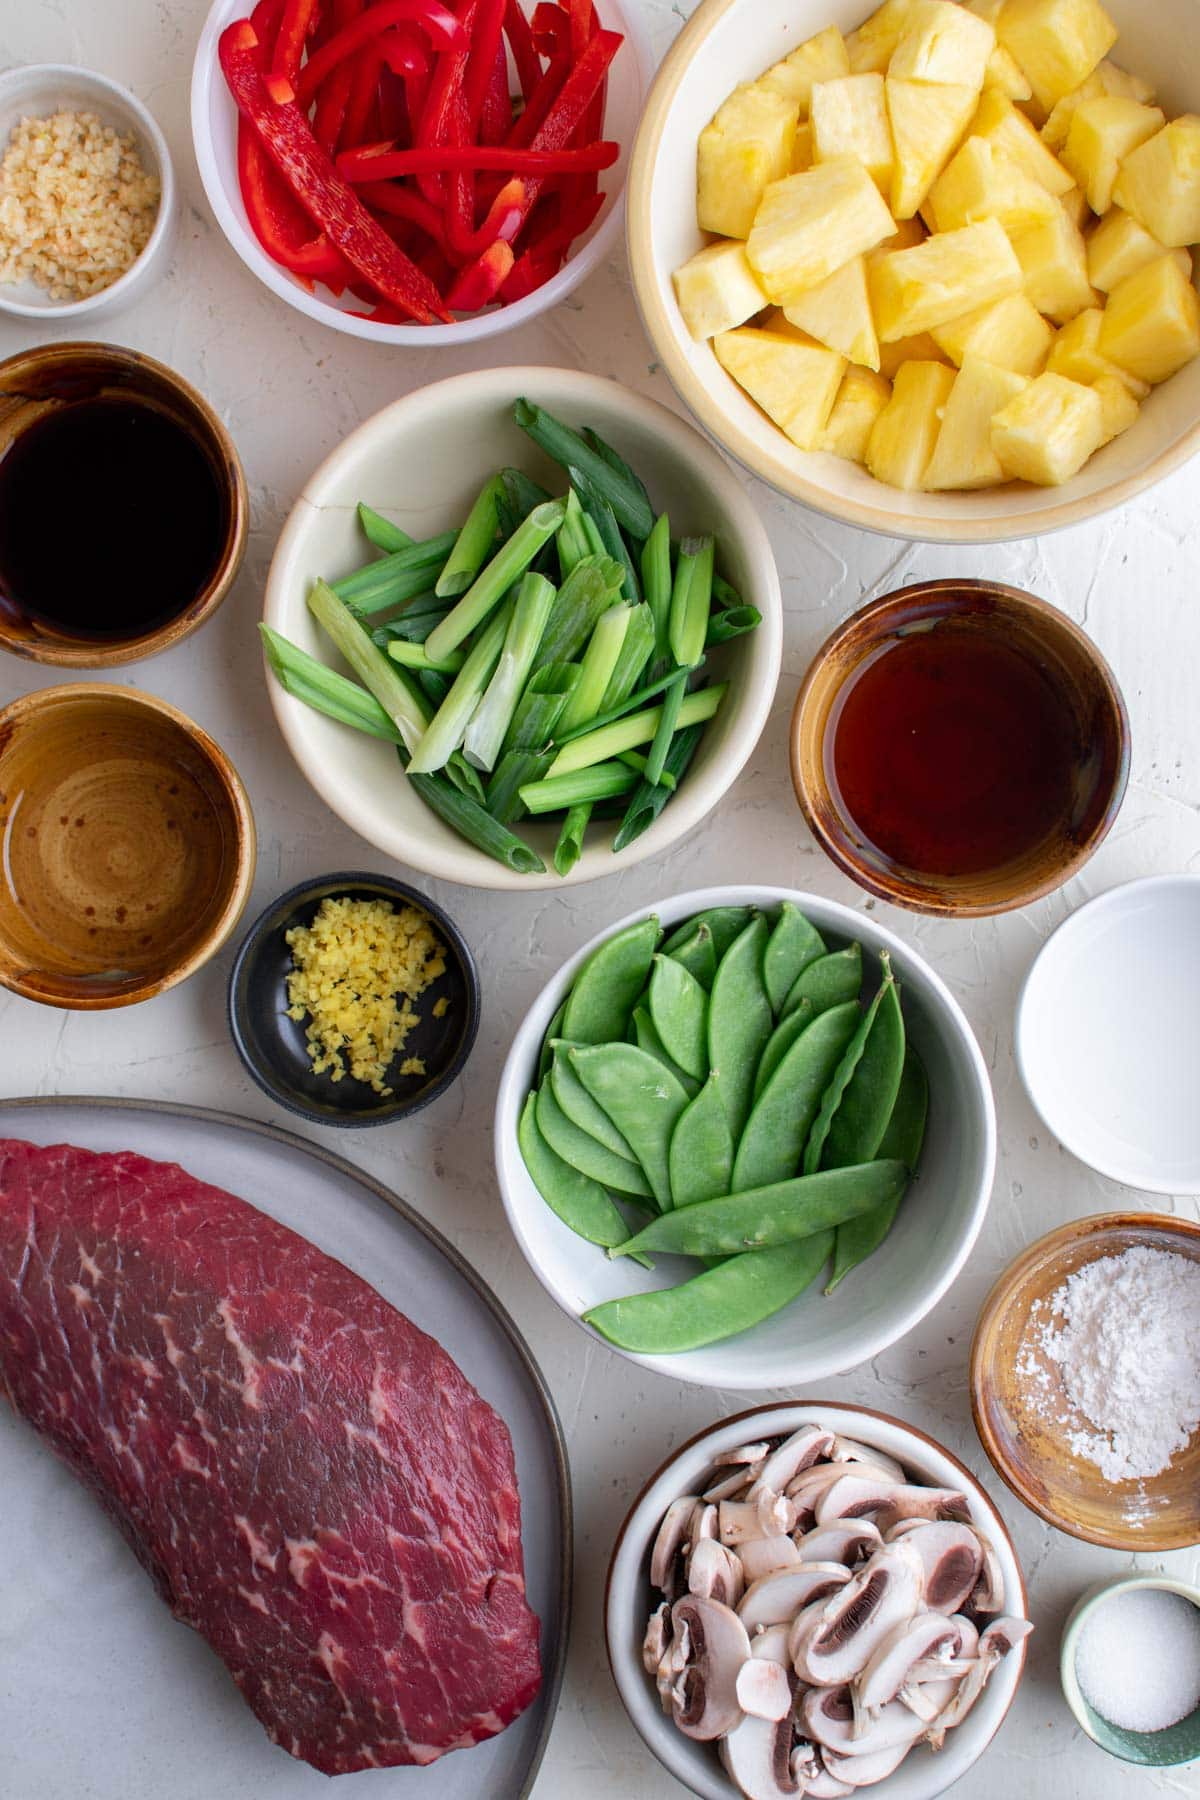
<box><xmin>1017</xmin><ymin>1245</ymin><xmax>1200</xmax><ymax>1483</ymax></box>
<box><xmin>1074</xmin><ymin>1587</ymin><xmax>1200</xmax><ymax>1733</ymax></box>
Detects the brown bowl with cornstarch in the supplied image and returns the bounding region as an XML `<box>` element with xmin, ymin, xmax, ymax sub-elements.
<box><xmin>0</xmin><ymin>342</ymin><xmax>247</xmax><ymax>667</ymax></box>
<box><xmin>0</xmin><ymin>685</ymin><xmax>256</xmax><ymax>1010</ymax></box>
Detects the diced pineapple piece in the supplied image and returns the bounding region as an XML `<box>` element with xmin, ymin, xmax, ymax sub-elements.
<box><xmin>866</xmin><ymin>360</ymin><xmax>957</xmax><ymax>487</ymax></box>
<box><xmin>870</xmin><ymin>218</ymin><xmax>1023</xmax><ymax>339</ymax></box>
<box><xmin>1010</xmin><ymin>203</ymin><xmax>1096</xmax><ymax>322</ymax></box>
<box><xmin>1041</xmin><ymin>59</ymin><xmax>1157</xmax><ymax>151</ymax></box>
<box><xmin>878</xmin><ymin>331</ymin><xmax>954</xmax><ymax>376</ymax></box>
<box><xmin>889</xmin><ymin>0</ymin><xmax>994</xmax><ymax>88</ymax></box>
<box><xmin>996</xmin><ymin>0</ymin><xmax>1118</xmax><ymax>114</ymax></box>
<box><xmin>673</xmin><ymin>240</ymin><xmax>770</xmax><ymax>340</ymax></box>
<box><xmin>925</xmin><ymin>355</ymin><xmax>1030</xmax><ymax>487</ymax></box>
<box><xmin>986</xmin><ymin>44</ymin><xmax>1035</xmax><ymax>103</ymax></box>
<box><xmin>1046</xmin><ymin>307</ymin><xmax>1150</xmax><ymax>395</ymax></box>
<box><xmin>822</xmin><ymin>366</ymin><xmax>893</xmax><ymax>461</ymax></box>
<box><xmin>929</xmin><ymin>137</ymin><xmax>1060</xmax><ymax>233</ymax></box>
<box><xmin>1092</xmin><ymin>372</ymin><xmax>1140</xmax><ymax>445</ymax></box>
<box><xmin>886</xmin><ymin>77</ymin><xmax>978</xmax><ymax>217</ymax></box>
<box><xmin>811</xmin><ymin>74</ymin><xmax>894</xmax><ymax>195</ymax></box>
<box><xmin>931</xmin><ymin>291</ymin><xmax>1054</xmax><ymax>372</ymax></box>
<box><xmin>783</xmin><ymin>255</ymin><xmax>880</xmax><ymax>369</ymax></box>
<box><xmin>698</xmin><ymin>85</ymin><xmax>799</xmax><ymax>240</ymax></box>
<box><xmin>746</xmin><ymin>156</ymin><xmax>895</xmax><ymax>304</ymax></box>
<box><xmin>714</xmin><ymin>326</ymin><xmax>847</xmax><ymax>449</ymax></box>
<box><xmin>1062</xmin><ymin>97</ymin><xmax>1164</xmax><ymax>216</ymax></box>
<box><xmin>846</xmin><ymin>0</ymin><xmax>916</xmax><ymax>74</ymax></box>
<box><xmin>1059</xmin><ymin>185</ymin><xmax>1091</xmax><ymax>229</ymax></box>
<box><xmin>969</xmin><ymin>89</ymin><xmax>1075</xmax><ymax>194</ymax></box>
<box><xmin>1099</xmin><ymin>254</ymin><xmax>1200</xmax><ymax>383</ymax></box>
<box><xmin>795</xmin><ymin>122</ymin><xmax>814</xmax><ymax>171</ymax></box>
<box><xmin>990</xmin><ymin>370</ymin><xmax>1105</xmax><ymax>481</ymax></box>
<box><xmin>1112</xmin><ymin>117</ymin><xmax>1200</xmax><ymax>250</ymax></box>
<box><xmin>1086</xmin><ymin>208</ymin><xmax>1192</xmax><ymax>292</ymax></box>
<box><xmin>759</xmin><ymin>25</ymin><xmax>850</xmax><ymax>115</ymax></box>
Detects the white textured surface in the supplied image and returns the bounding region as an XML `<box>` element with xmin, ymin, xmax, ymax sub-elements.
<box><xmin>1</xmin><ymin>2</ymin><xmax>1199</xmax><ymax>1796</ymax></box>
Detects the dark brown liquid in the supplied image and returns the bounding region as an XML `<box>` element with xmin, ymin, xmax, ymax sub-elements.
<box><xmin>827</xmin><ymin>621</ymin><xmax>1083</xmax><ymax>878</ymax></box>
<box><xmin>0</xmin><ymin>397</ymin><xmax>226</xmax><ymax>640</ymax></box>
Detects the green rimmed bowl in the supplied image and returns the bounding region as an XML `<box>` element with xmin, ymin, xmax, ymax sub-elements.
<box><xmin>1061</xmin><ymin>1576</ymin><xmax>1200</xmax><ymax>1766</ymax></box>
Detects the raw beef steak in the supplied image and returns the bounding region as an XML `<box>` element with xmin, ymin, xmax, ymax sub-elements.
<box><xmin>0</xmin><ymin>1139</ymin><xmax>541</xmax><ymax>1774</ymax></box>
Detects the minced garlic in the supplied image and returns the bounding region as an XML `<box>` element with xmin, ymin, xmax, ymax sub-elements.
<box><xmin>285</xmin><ymin>896</ymin><xmax>447</xmax><ymax>1096</ymax></box>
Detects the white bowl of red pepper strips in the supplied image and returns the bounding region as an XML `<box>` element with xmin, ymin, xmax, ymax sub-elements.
<box><xmin>190</xmin><ymin>0</ymin><xmax>650</xmax><ymax>341</ymax></box>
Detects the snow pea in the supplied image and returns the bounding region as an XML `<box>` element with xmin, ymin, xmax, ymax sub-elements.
<box><xmin>631</xmin><ymin>1006</ymin><xmax>700</xmax><ymax>1098</ymax></box>
<box><xmin>753</xmin><ymin>1000</ymin><xmax>815</xmax><ymax>1101</ymax></box>
<box><xmin>783</xmin><ymin>942</ymin><xmax>863</xmax><ymax>1018</ymax></box>
<box><xmin>583</xmin><ymin>1231</ymin><xmax>835</xmax><ymax>1353</ymax></box>
<box><xmin>731</xmin><ymin>1002</ymin><xmax>860</xmax><ymax>1193</ymax></box>
<box><xmin>611</xmin><ymin>1161</ymin><xmax>907</xmax><ymax>1260</ymax></box>
<box><xmin>662</xmin><ymin>906</ymin><xmax>754</xmax><ymax>962</ymax></box>
<box><xmin>649</xmin><ymin>954</ymin><xmax>709</xmax><ymax>1081</ymax></box>
<box><xmin>666</xmin><ymin>920</ymin><xmax>717</xmax><ymax>990</ymax></box>
<box><xmin>569</xmin><ymin>1043</ymin><xmax>691</xmax><ymax>1210</ymax></box>
<box><xmin>823</xmin><ymin>966</ymin><xmax>907</xmax><ymax>1171</ymax></box>
<box><xmin>707</xmin><ymin>913</ymin><xmax>773</xmax><ymax>1143</ymax></box>
<box><xmin>549</xmin><ymin>1042</ymin><xmax>637</xmax><ymax>1162</ymax></box>
<box><xmin>763</xmin><ymin>902</ymin><xmax>826</xmax><ymax>1015</ymax></box>
<box><xmin>803</xmin><ymin>960</ymin><xmax>895</xmax><ymax>1177</ymax></box>
<box><xmin>562</xmin><ymin>915</ymin><xmax>661</xmax><ymax>1045</ymax></box>
<box><xmin>826</xmin><ymin>1048</ymin><xmax>927</xmax><ymax>1295</ymax></box>
<box><xmin>518</xmin><ymin>1092</ymin><xmax>640</xmax><ymax>1254</ymax></box>
<box><xmin>668</xmin><ymin>1071</ymin><xmax>734</xmax><ymax>1208</ymax></box>
<box><xmin>538</xmin><ymin>999</ymin><xmax>567</xmax><ymax>1081</ymax></box>
<box><xmin>536</xmin><ymin>1077</ymin><xmax>653</xmax><ymax>1200</ymax></box>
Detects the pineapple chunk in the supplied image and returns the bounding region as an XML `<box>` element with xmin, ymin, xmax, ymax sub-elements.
<box><xmin>1086</xmin><ymin>208</ymin><xmax>1192</xmax><ymax>292</ymax></box>
<box><xmin>1099</xmin><ymin>254</ymin><xmax>1200</xmax><ymax>383</ymax></box>
<box><xmin>929</xmin><ymin>138</ymin><xmax>1060</xmax><ymax>233</ymax></box>
<box><xmin>759</xmin><ymin>25</ymin><xmax>850</xmax><ymax>115</ymax></box>
<box><xmin>996</xmin><ymin>0</ymin><xmax>1118</xmax><ymax>114</ymax></box>
<box><xmin>1059</xmin><ymin>185</ymin><xmax>1091</xmax><ymax>229</ymax></box>
<box><xmin>673</xmin><ymin>240</ymin><xmax>769</xmax><ymax>340</ymax></box>
<box><xmin>746</xmin><ymin>156</ymin><xmax>896</xmax><ymax>304</ymax></box>
<box><xmin>1010</xmin><ymin>203</ymin><xmax>1096</xmax><ymax>322</ymax></box>
<box><xmin>1041</xmin><ymin>59</ymin><xmax>1157</xmax><ymax>151</ymax></box>
<box><xmin>795</xmin><ymin>122</ymin><xmax>814</xmax><ymax>171</ymax></box>
<box><xmin>889</xmin><ymin>0</ymin><xmax>994</xmax><ymax>88</ymax></box>
<box><xmin>1092</xmin><ymin>372</ymin><xmax>1140</xmax><ymax>445</ymax></box>
<box><xmin>925</xmin><ymin>355</ymin><xmax>1030</xmax><ymax>487</ymax></box>
<box><xmin>811</xmin><ymin>74</ymin><xmax>894</xmax><ymax>195</ymax></box>
<box><xmin>1112</xmin><ymin>117</ymin><xmax>1200</xmax><ymax>250</ymax></box>
<box><xmin>846</xmin><ymin>0</ymin><xmax>917</xmax><ymax>74</ymax></box>
<box><xmin>714</xmin><ymin>326</ymin><xmax>846</xmax><ymax>449</ymax></box>
<box><xmin>886</xmin><ymin>77</ymin><xmax>978</xmax><ymax>217</ymax></box>
<box><xmin>990</xmin><ymin>371</ymin><xmax>1105</xmax><ymax>481</ymax></box>
<box><xmin>698</xmin><ymin>85</ymin><xmax>799</xmax><ymax>240</ymax></box>
<box><xmin>1046</xmin><ymin>307</ymin><xmax>1150</xmax><ymax>396</ymax></box>
<box><xmin>1062</xmin><ymin>97</ymin><xmax>1164</xmax><ymax>216</ymax></box>
<box><xmin>866</xmin><ymin>360</ymin><xmax>956</xmax><ymax>488</ymax></box>
<box><xmin>932</xmin><ymin>291</ymin><xmax>1054</xmax><ymax>373</ymax></box>
<box><xmin>783</xmin><ymin>255</ymin><xmax>880</xmax><ymax>369</ymax></box>
<box><xmin>969</xmin><ymin>89</ymin><xmax>1075</xmax><ymax>195</ymax></box>
<box><xmin>822</xmin><ymin>366</ymin><xmax>893</xmax><ymax>461</ymax></box>
<box><xmin>986</xmin><ymin>44</ymin><xmax>1035</xmax><ymax>103</ymax></box>
<box><xmin>878</xmin><ymin>331</ymin><xmax>954</xmax><ymax>376</ymax></box>
<box><xmin>870</xmin><ymin>218</ymin><xmax>1023</xmax><ymax>339</ymax></box>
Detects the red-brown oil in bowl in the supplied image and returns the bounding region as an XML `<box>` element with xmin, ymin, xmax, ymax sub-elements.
<box><xmin>825</xmin><ymin>620</ymin><xmax>1082</xmax><ymax>879</ymax></box>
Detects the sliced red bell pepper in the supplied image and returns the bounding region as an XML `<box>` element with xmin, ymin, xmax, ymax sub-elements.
<box><xmin>310</xmin><ymin>0</ymin><xmax>360</xmax><ymax>151</ymax></box>
<box><xmin>495</xmin><ymin>26</ymin><xmax>621</xmax><ymax>236</ymax></box>
<box><xmin>376</xmin><ymin>60</ymin><xmax>410</xmax><ymax>141</ymax></box>
<box><xmin>446</xmin><ymin>238</ymin><xmax>514</xmax><ymax>310</ymax></box>
<box><xmin>272</xmin><ymin>0</ymin><xmax>321</xmax><ymax>81</ymax></box>
<box><xmin>357</xmin><ymin>178</ymin><xmax>456</xmax><ymax>253</ymax></box>
<box><xmin>220</xmin><ymin>19</ymin><xmax>450</xmax><ymax>321</ymax></box>
<box><xmin>498</xmin><ymin>240</ymin><xmax>561</xmax><ymax>303</ymax></box>
<box><xmin>507</xmin><ymin>43</ymin><xmax>569</xmax><ymax>147</ymax></box>
<box><xmin>295</xmin><ymin>0</ymin><xmax>465</xmax><ymax>104</ymax></box>
<box><xmin>250</xmin><ymin>0</ymin><xmax>286</xmax><ymax>49</ymax></box>
<box><xmin>462</xmin><ymin>0</ymin><xmax>507</xmax><ymax>137</ymax></box>
<box><xmin>503</xmin><ymin>0</ymin><xmax>542</xmax><ymax>102</ymax></box>
<box><xmin>567</xmin><ymin>0</ymin><xmax>594</xmax><ymax>55</ymax></box>
<box><xmin>340</xmin><ymin>42</ymin><xmax>384</xmax><ymax>148</ymax></box>
<box><xmin>238</xmin><ymin>117</ymin><xmax>353</xmax><ymax>290</ymax></box>
<box><xmin>413</xmin><ymin>0</ymin><xmax>477</xmax><ymax>204</ymax></box>
<box><xmin>530</xmin><ymin>3</ymin><xmax>567</xmax><ymax>57</ymax></box>
<box><xmin>337</xmin><ymin>138</ymin><xmax>617</xmax><ymax>176</ymax></box>
<box><xmin>480</xmin><ymin>41</ymin><xmax>511</xmax><ymax>145</ymax></box>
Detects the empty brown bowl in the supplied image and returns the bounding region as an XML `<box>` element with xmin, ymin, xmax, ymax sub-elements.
<box><xmin>0</xmin><ymin>342</ymin><xmax>247</xmax><ymax>667</ymax></box>
<box><xmin>971</xmin><ymin>1213</ymin><xmax>1200</xmax><ymax>1552</ymax></box>
<box><xmin>0</xmin><ymin>684</ymin><xmax>256</xmax><ymax>1009</ymax></box>
<box><xmin>790</xmin><ymin>579</ymin><xmax>1130</xmax><ymax>918</ymax></box>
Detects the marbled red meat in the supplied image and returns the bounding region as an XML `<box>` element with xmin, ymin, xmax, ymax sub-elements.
<box><xmin>0</xmin><ymin>1139</ymin><xmax>541</xmax><ymax>1775</ymax></box>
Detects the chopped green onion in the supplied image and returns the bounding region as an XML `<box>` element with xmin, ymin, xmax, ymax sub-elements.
<box><xmin>712</xmin><ymin>572</ymin><xmax>744</xmax><ymax>611</ymax></box>
<box><xmin>503</xmin><ymin>661</ymin><xmax>580</xmax><ymax>754</ymax></box>
<box><xmin>641</xmin><ymin>514</ymin><xmax>673</xmax><ymax>662</ymax></box>
<box><xmin>418</xmin><ymin>668</ymin><xmax>451</xmax><ymax>707</ymax></box>
<box><xmin>557</xmin><ymin>602</ymin><xmax>632</xmax><ymax>734</ymax></box>
<box><xmin>666</xmin><ymin>536</ymin><xmax>711</xmax><ymax>669</ymax></box>
<box><xmin>554</xmin><ymin>803</ymin><xmax>592</xmax><ymax>877</ymax></box>
<box><xmin>581</xmin><ymin>425</ymin><xmax>654</xmax><ymax>534</ymax></box>
<box><xmin>333</xmin><ymin>532</ymin><xmax>457</xmax><ymax>607</ymax></box>
<box><xmin>424</xmin><ymin>499</ymin><xmax>565</xmax><ymax>662</ymax></box>
<box><xmin>546</xmin><ymin>682</ymin><xmax>728</xmax><ymax>777</ymax></box>
<box><xmin>386</xmin><ymin>639</ymin><xmax>468</xmax><ymax>673</ymax></box>
<box><xmin>407</xmin><ymin>766</ymin><xmax>546</xmax><ymax>874</ymax></box>
<box><xmin>561</xmin><ymin>658</ymin><xmax>701</xmax><ymax>747</ymax></box>
<box><xmin>645</xmin><ymin>669</ymin><xmax>687</xmax><ymax>786</ymax></box>
<box><xmin>436</xmin><ymin>473</ymin><xmax>505</xmax><ymax>598</ymax></box>
<box><xmin>446</xmin><ymin>751</ymin><xmax>487</xmax><ymax>804</ymax></box>
<box><xmin>612</xmin><ymin>724</ymin><xmax>704</xmax><ymax>852</ymax></box>
<box><xmin>530</xmin><ymin>555</ymin><xmax>624</xmax><ymax>675</ymax></box>
<box><xmin>557</xmin><ymin>488</ymin><xmax>591</xmax><ymax>578</ymax></box>
<box><xmin>259</xmin><ymin>625</ymin><xmax>404</xmax><ymax>742</ymax></box>
<box><xmin>357</xmin><ymin>503</ymin><xmax>412</xmax><ymax>552</ymax></box>
<box><xmin>371</xmin><ymin>595</ymin><xmax>453</xmax><ymax>645</ymax></box>
<box><xmin>569</xmin><ymin>466</ymin><xmax>641</xmax><ymax>603</ymax></box>
<box><xmin>618</xmin><ymin>749</ymin><xmax>676</xmax><ymax>791</ymax></box>
<box><xmin>514</xmin><ymin>399</ymin><xmax>654</xmax><ymax>539</ymax></box>
<box><xmin>519</xmin><ymin>761</ymin><xmax>638</xmax><ymax>815</ymax></box>
<box><xmin>407</xmin><ymin>596</ymin><xmax>514</xmax><ymax>774</ymax></box>
<box><xmin>598</xmin><ymin>602</ymin><xmax>656</xmax><ymax>713</ymax></box>
<box><xmin>501</xmin><ymin>466</ymin><xmax>553</xmax><ymax>524</ymax></box>
<box><xmin>307</xmin><ymin>579</ymin><xmax>430</xmax><ymax>752</ymax></box>
<box><xmin>462</xmin><ymin>572</ymin><xmax>556</xmax><ymax>771</ymax></box>
<box><xmin>707</xmin><ymin>604</ymin><xmax>762</xmax><ymax>647</ymax></box>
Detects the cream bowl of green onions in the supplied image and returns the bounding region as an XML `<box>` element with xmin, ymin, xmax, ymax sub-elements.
<box><xmin>262</xmin><ymin>367</ymin><xmax>782</xmax><ymax>889</ymax></box>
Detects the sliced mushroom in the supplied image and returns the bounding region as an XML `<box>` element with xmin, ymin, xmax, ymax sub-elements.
<box><xmin>924</xmin><ymin>1617</ymin><xmax>1029</xmax><ymax>1746</ymax></box>
<box><xmin>748</xmin><ymin>1622</ymin><xmax>792</xmax><ymax>1665</ymax></box>
<box><xmin>801</xmin><ymin>1685</ymin><xmax>928</xmax><ymax>1758</ymax></box>
<box><xmin>651</xmin><ymin>1496</ymin><xmax>699</xmax><ymax>1593</ymax></box>
<box><xmin>882</xmin><ymin>1521</ymin><xmax>983</xmax><ymax>1615</ymax></box>
<box><xmin>790</xmin><ymin>1541</ymin><xmax>925</xmax><ymax>1686</ymax></box>
<box><xmin>796</xmin><ymin>1522</ymin><xmax>883</xmax><ymax>1567</ymax></box>
<box><xmin>813</xmin><ymin>1474</ymin><xmax>906</xmax><ymax>1526</ymax></box>
<box><xmin>787</xmin><ymin>1464</ymin><xmax>864</xmax><ymax>1527</ymax></box>
<box><xmin>739</xmin><ymin>1534</ymin><xmax>804</xmax><ymax>1582</ymax></box>
<box><xmin>736</xmin><ymin>1657</ymin><xmax>792</xmax><ymax>1722</ymax></box>
<box><xmin>705</xmin><ymin>1464</ymin><xmax>765</xmax><ymax>1503</ymax></box>
<box><xmin>829</xmin><ymin>1436</ymin><xmax>907</xmax><ymax>1483</ymax></box>
<box><xmin>721</xmin><ymin>1714</ymin><xmax>803</xmax><ymax>1800</ymax></box>
<box><xmin>688</xmin><ymin>1537</ymin><xmax>746</xmax><ymax>1608</ymax></box>
<box><xmin>965</xmin><ymin>1532</ymin><xmax>1005</xmax><ymax>1615</ymax></box>
<box><xmin>897</xmin><ymin>1675</ymin><xmax>961</xmax><ymax>1723</ymax></box>
<box><xmin>715</xmin><ymin>1441</ymin><xmax>773</xmax><ymax>1467</ymax></box>
<box><xmin>643</xmin><ymin>1601</ymin><xmax>671</xmax><ymax>1675</ymax></box>
<box><xmin>669</xmin><ymin>1595</ymin><xmax>752</xmax><ymax>1741</ymax></box>
<box><xmin>979</xmin><ymin>1615</ymin><xmax>1033</xmax><ymax>1657</ymax></box>
<box><xmin>738</xmin><ymin>1564</ymin><xmax>851</xmax><ymax>1634</ymax></box>
<box><xmin>721</xmin><ymin>1490</ymin><xmax>796</xmax><ymax>1545</ymax></box>
<box><xmin>687</xmin><ymin>1500</ymin><xmax>719</xmax><ymax>1548</ymax></box>
<box><xmin>878</xmin><ymin>1485</ymin><xmax>970</xmax><ymax>1528</ymax></box>
<box><xmin>792</xmin><ymin>1742</ymin><xmax>853</xmax><ymax>1797</ymax></box>
<box><xmin>856</xmin><ymin>1611</ymin><xmax>967</xmax><ymax>1715</ymax></box>
<box><xmin>750</xmin><ymin>1423</ymin><xmax>836</xmax><ymax>1496</ymax></box>
<box><xmin>821</xmin><ymin>1742</ymin><xmax>911</xmax><ymax>1787</ymax></box>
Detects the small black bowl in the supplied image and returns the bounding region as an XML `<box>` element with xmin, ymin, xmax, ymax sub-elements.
<box><xmin>228</xmin><ymin>872</ymin><xmax>480</xmax><ymax>1127</ymax></box>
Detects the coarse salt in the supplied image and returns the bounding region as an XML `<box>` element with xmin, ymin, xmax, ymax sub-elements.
<box><xmin>1075</xmin><ymin>1587</ymin><xmax>1200</xmax><ymax>1733</ymax></box>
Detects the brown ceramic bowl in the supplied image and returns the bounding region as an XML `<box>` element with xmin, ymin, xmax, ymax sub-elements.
<box><xmin>0</xmin><ymin>342</ymin><xmax>247</xmax><ymax>667</ymax></box>
<box><xmin>790</xmin><ymin>579</ymin><xmax>1130</xmax><ymax>918</ymax></box>
<box><xmin>971</xmin><ymin>1214</ymin><xmax>1200</xmax><ymax>1553</ymax></box>
<box><xmin>0</xmin><ymin>684</ymin><xmax>256</xmax><ymax>1009</ymax></box>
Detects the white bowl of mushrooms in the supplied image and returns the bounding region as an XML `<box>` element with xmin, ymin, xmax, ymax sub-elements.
<box><xmin>605</xmin><ymin>1402</ymin><xmax>1030</xmax><ymax>1800</ymax></box>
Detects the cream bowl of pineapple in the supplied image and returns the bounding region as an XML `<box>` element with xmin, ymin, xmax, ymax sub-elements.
<box><xmin>627</xmin><ymin>0</ymin><xmax>1200</xmax><ymax>542</ymax></box>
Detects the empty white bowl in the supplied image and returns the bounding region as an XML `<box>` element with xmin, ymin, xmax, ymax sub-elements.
<box><xmin>1016</xmin><ymin>875</ymin><xmax>1200</xmax><ymax>1193</ymax></box>
<box><xmin>0</xmin><ymin>64</ymin><xmax>175</xmax><ymax>322</ymax></box>
<box><xmin>190</xmin><ymin>0</ymin><xmax>650</xmax><ymax>345</ymax></box>
<box><xmin>606</xmin><ymin>1400</ymin><xmax>1030</xmax><ymax>1800</ymax></box>
<box><xmin>626</xmin><ymin>0</ymin><xmax>1200</xmax><ymax>543</ymax></box>
<box><xmin>494</xmin><ymin>885</ymin><xmax>997</xmax><ymax>1385</ymax></box>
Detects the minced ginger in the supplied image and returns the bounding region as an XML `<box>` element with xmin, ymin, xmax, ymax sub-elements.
<box><xmin>285</xmin><ymin>896</ymin><xmax>447</xmax><ymax>1095</ymax></box>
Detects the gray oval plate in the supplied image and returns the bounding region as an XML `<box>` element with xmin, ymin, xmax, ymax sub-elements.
<box><xmin>0</xmin><ymin>1097</ymin><xmax>571</xmax><ymax>1800</ymax></box>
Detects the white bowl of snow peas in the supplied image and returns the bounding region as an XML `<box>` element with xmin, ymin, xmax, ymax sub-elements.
<box><xmin>495</xmin><ymin>887</ymin><xmax>996</xmax><ymax>1388</ymax></box>
<box><xmin>261</xmin><ymin>367</ymin><xmax>782</xmax><ymax>890</ymax></box>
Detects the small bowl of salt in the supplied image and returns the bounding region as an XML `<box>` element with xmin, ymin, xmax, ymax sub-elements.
<box><xmin>1062</xmin><ymin>1576</ymin><xmax>1200</xmax><ymax>1766</ymax></box>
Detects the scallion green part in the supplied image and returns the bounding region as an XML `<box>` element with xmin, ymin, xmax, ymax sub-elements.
<box><xmin>553</xmin><ymin>803</ymin><xmax>592</xmax><ymax>877</ymax></box>
<box><xmin>557</xmin><ymin>602</ymin><xmax>632</xmax><ymax>734</ymax></box>
<box><xmin>462</xmin><ymin>571</ymin><xmax>556</xmax><ymax>771</ymax></box>
<box><xmin>644</xmin><ymin>669</ymin><xmax>687</xmax><ymax>787</ymax></box>
<box><xmin>436</xmin><ymin>473</ymin><xmax>504</xmax><ymax>598</ymax></box>
<box><xmin>514</xmin><ymin>399</ymin><xmax>654</xmax><ymax>539</ymax></box>
<box><xmin>306</xmin><ymin>579</ymin><xmax>431</xmax><ymax>752</ymax></box>
<box><xmin>424</xmin><ymin>499</ymin><xmax>565</xmax><ymax>662</ymax></box>
<box><xmin>386</xmin><ymin>639</ymin><xmax>468</xmax><ymax>673</ymax></box>
<box><xmin>612</xmin><ymin>723</ymin><xmax>704</xmax><ymax>852</ymax></box>
<box><xmin>519</xmin><ymin>762</ymin><xmax>638</xmax><ymax>815</ymax></box>
<box><xmin>259</xmin><ymin>624</ymin><xmax>404</xmax><ymax>742</ymax></box>
<box><xmin>357</xmin><ymin>504</ymin><xmax>412</xmax><ymax>552</ymax></box>
<box><xmin>546</xmin><ymin>682</ymin><xmax>728</xmax><ymax>777</ymax></box>
<box><xmin>407</xmin><ymin>595</ymin><xmax>515</xmax><ymax>774</ymax></box>
<box><xmin>640</xmin><ymin>513</ymin><xmax>672</xmax><ymax>660</ymax></box>
<box><xmin>407</xmin><ymin>766</ymin><xmax>546</xmax><ymax>874</ymax></box>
